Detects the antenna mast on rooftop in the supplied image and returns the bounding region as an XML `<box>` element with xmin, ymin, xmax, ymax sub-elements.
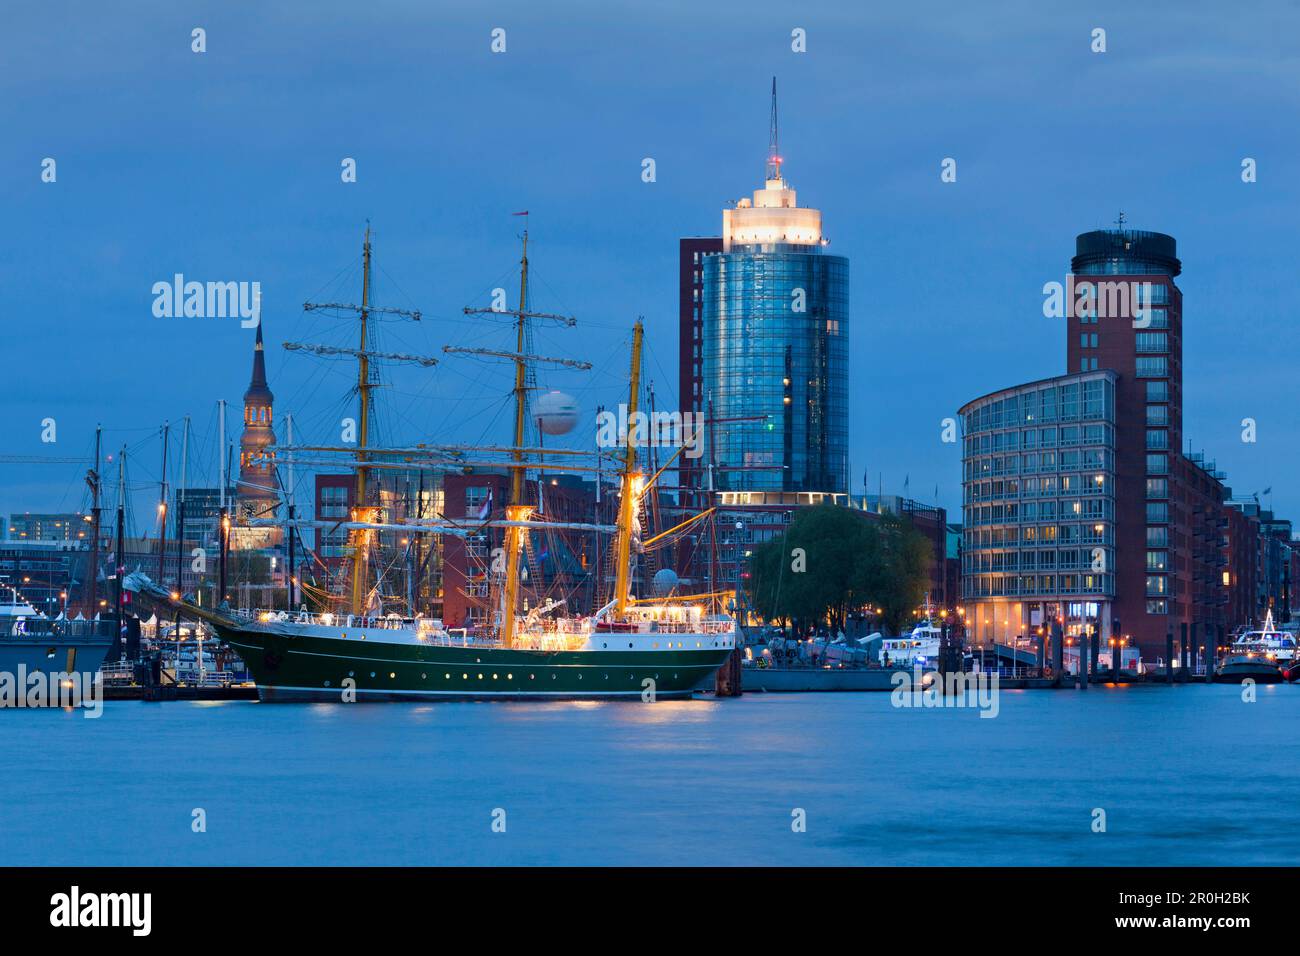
<box><xmin>766</xmin><ymin>76</ymin><xmax>781</xmax><ymax>182</ymax></box>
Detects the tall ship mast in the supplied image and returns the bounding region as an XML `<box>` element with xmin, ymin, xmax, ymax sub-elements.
<box><xmin>126</xmin><ymin>226</ymin><xmax>737</xmax><ymax>700</ymax></box>
<box><xmin>289</xmin><ymin>224</ymin><xmax>427</xmax><ymax>616</ymax></box>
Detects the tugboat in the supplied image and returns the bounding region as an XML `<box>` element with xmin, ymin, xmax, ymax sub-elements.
<box><xmin>1214</xmin><ymin>610</ymin><xmax>1291</xmax><ymax>684</ymax></box>
<box><xmin>127</xmin><ymin>229</ymin><xmax>735</xmax><ymax>701</ymax></box>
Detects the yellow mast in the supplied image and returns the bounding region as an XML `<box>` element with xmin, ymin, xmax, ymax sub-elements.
<box><xmin>500</xmin><ymin>231</ymin><xmax>530</xmax><ymax>647</ymax></box>
<box><xmin>612</xmin><ymin>320</ymin><xmax>644</xmax><ymax>617</ymax></box>
<box><xmin>348</xmin><ymin>226</ymin><xmax>373</xmax><ymax>616</ymax></box>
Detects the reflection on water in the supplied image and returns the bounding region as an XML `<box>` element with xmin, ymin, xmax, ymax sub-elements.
<box><xmin>1</xmin><ymin>685</ymin><xmax>1296</xmax><ymax>865</ymax></box>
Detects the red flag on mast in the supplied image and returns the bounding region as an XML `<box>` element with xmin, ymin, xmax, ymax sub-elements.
<box><xmin>512</xmin><ymin>210</ymin><xmax>529</xmax><ymax>216</ymax></box>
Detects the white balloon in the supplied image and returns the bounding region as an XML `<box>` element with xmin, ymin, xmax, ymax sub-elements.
<box><xmin>534</xmin><ymin>390</ymin><xmax>579</xmax><ymax>436</ymax></box>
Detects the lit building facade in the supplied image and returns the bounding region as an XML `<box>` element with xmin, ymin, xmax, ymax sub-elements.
<box><xmin>174</xmin><ymin>487</ymin><xmax>235</xmax><ymax>554</ymax></box>
<box><xmin>960</xmin><ymin>371</ymin><xmax>1118</xmax><ymax>646</ymax></box>
<box><xmin>6</xmin><ymin>512</ymin><xmax>91</xmax><ymax>543</ymax></box>
<box><xmin>696</xmin><ymin>82</ymin><xmax>849</xmax><ymax>495</ymax></box>
<box><xmin>0</xmin><ymin>540</ymin><xmax>89</xmax><ymax>616</ymax></box>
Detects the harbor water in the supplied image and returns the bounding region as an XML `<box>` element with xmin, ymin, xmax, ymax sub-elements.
<box><xmin>3</xmin><ymin>685</ymin><xmax>1296</xmax><ymax>866</ymax></box>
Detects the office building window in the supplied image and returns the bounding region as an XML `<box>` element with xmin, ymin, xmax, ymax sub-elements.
<box><xmin>319</xmin><ymin>486</ymin><xmax>349</xmax><ymax>519</ymax></box>
<box><xmin>1136</xmin><ymin>357</ymin><xmax>1168</xmax><ymax>377</ymax></box>
<box><xmin>1138</xmin><ymin>308</ymin><xmax>1168</xmax><ymax>329</ymax></box>
<box><xmin>465</xmin><ymin>486</ymin><xmax>492</xmax><ymax>517</ymax></box>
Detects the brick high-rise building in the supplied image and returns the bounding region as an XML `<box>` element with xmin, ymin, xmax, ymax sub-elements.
<box><xmin>679</xmin><ymin>235</ymin><xmax>723</xmax><ymax>495</ymax></box>
<box><xmin>1064</xmin><ymin>228</ymin><xmax>1237</xmax><ymax>651</ymax></box>
<box><xmin>1063</xmin><ymin>229</ymin><xmax>1185</xmax><ymax>650</ymax></box>
<box><xmin>961</xmin><ymin>225</ymin><xmax>1260</xmax><ymax>664</ymax></box>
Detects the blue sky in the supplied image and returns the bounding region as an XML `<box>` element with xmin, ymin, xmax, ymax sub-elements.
<box><xmin>3</xmin><ymin>1</ymin><xmax>1299</xmax><ymax>529</ymax></box>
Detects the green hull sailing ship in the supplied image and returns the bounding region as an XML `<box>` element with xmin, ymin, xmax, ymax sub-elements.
<box><xmin>128</xmin><ymin>227</ymin><xmax>736</xmax><ymax>701</ymax></box>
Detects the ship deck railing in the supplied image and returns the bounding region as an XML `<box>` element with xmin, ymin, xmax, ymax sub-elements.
<box><xmin>231</xmin><ymin>608</ymin><xmax>734</xmax><ymax>640</ymax></box>
<box><xmin>234</xmin><ymin>608</ymin><xmax>436</xmax><ymax>632</ymax></box>
<box><xmin>5</xmin><ymin>618</ymin><xmax>115</xmax><ymax>640</ymax></box>
<box><xmin>172</xmin><ymin>669</ymin><xmax>236</xmax><ymax>687</ymax></box>
<box><xmin>98</xmin><ymin>661</ymin><xmax>135</xmax><ymax>684</ymax></box>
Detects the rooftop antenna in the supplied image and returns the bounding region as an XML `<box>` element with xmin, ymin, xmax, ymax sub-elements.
<box><xmin>766</xmin><ymin>76</ymin><xmax>781</xmax><ymax>182</ymax></box>
<box><xmin>1114</xmin><ymin>210</ymin><xmax>1127</xmax><ymax>229</ymax></box>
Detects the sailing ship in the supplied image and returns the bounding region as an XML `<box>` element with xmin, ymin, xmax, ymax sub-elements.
<box><xmin>127</xmin><ymin>227</ymin><xmax>736</xmax><ymax>700</ymax></box>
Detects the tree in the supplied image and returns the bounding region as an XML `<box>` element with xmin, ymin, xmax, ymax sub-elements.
<box><xmin>746</xmin><ymin>505</ymin><xmax>878</xmax><ymax>632</ymax></box>
<box><xmin>746</xmin><ymin>505</ymin><xmax>932</xmax><ymax>635</ymax></box>
<box><xmin>872</xmin><ymin>513</ymin><xmax>934</xmax><ymax>635</ymax></box>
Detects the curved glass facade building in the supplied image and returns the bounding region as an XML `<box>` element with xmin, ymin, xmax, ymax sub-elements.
<box><xmin>960</xmin><ymin>370</ymin><xmax>1118</xmax><ymax>646</ymax></box>
<box><xmin>700</xmin><ymin>153</ymin><xmax>849</xmax><ymax>493</ymax></box>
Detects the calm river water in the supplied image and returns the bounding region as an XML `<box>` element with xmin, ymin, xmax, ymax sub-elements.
<box><xmin>2</xmin><ymin>684</ymin><xmax>1295</xmax><ymax>865</ymax></box>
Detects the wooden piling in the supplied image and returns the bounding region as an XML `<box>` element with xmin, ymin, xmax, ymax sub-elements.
<box><xmin>714</xmin><ymin>647</ymin><xmax>743</xmax><ymax>697</ymax></box>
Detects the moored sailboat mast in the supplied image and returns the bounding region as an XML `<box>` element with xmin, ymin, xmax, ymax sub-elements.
<box><xmin>452</xmin><ymin>229</ymin><xmax>595</xmax><ymax>646</ymax></box>
<box><xmin>298</xmin><ymin>225</ymin><xmax>425</xmax><ymax>615</ymax></box>
<box><xmin>500</xmin><ymin>230</ymin><xmax>532</xmax><ymax>648</ymax></box>
<box><xmin>350</xmin><ymin>227</ymin><xmax>373</xmax><ymax>616</ymax></box>
<box><xmin>611</xmin><ymin>320</ymin><xmax>644</xmax><ymax>618</ymax></box>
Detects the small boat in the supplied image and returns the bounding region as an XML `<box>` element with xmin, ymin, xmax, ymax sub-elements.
<box><xmin>1214</xmin><ymin>610</ymin><xmax>1290</xmax><ymax>683</ymax></box>
<box><xmin>1230</xmin><ymin>611</ymin><xmax>1297</xmax><ymax>662</ymax></box>
<box><xmin>1214</xmin><ymin>652</ymin><xmax>1283</xmax><ymax>683</ymax></box>
<box><xmin>879</xmin><ymin>621</ymin><xmax>941</xmax><ymax>669</ymax></box>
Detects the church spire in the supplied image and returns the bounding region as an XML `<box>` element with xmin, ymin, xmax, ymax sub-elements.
<box><xmin>244</xmin><ymin>316</ymin><xmax>273</xmax><ymax>408</ymax></box>
<box><xmin>236</xmin><ymin>314</ymin><xmax>278</xmax><ymax>535</ymax></box>
<box><xmin>249</xmin><ymin>317</ymin><xmax>268</xmax><ymax>392</ymax></box>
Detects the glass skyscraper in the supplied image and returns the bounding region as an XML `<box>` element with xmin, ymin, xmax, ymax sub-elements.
<box><xmin>698</xmin><ymin>84</ymin><xmax>849</xmax><ymax>493</ymax></box>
